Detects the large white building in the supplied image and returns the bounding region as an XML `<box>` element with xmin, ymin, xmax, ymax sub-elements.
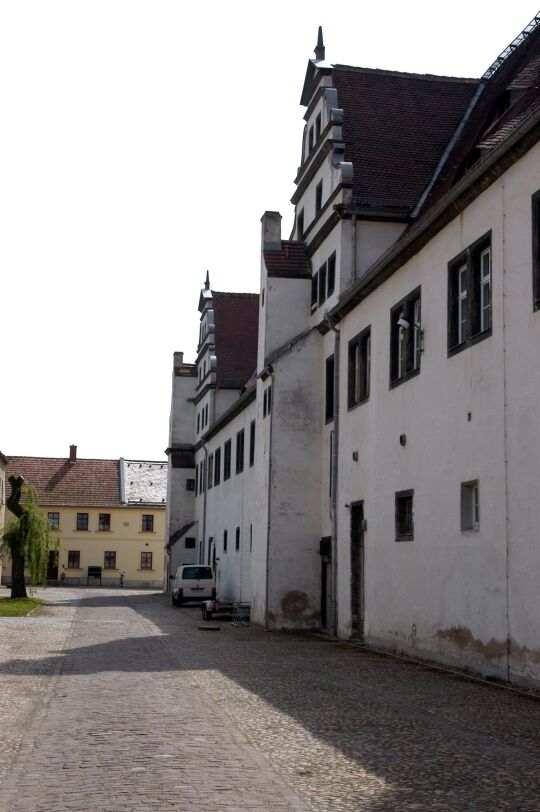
<box><xmin>167</xmin><ymin>16</ymin><xmax>540</xmax><ymax>688</ymax></box>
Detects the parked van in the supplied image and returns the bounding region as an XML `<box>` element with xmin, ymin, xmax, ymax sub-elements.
<box><xmin>171</xmin><ymin>564</ymin><xmax>216</xmax><ymax>606</ymax></box>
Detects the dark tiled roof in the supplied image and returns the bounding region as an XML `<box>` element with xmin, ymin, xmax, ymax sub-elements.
<box><xmin>5</xmin><ymin>456</ymin><xmax>121</xmax><ymax>507</ymax></box>
<box><xmin>264</xmin><ymin>241</ymin><xmax>311</xmax><ymax>278</ymax></box>
<box><xmin>332</xmin><ymin>66</ymin><xmax>479</xmax><ymax>212</ymax></box>
<box><xmin>212</xmin><ymin>292</ymin><xmax>259</xmax><ymax>388</ymax></box>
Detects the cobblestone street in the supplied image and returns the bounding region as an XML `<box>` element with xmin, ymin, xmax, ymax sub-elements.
<box><xmin>1</xmin><ymin>587</ymin><xmax>540</xmax><ymax>811</ymax></box>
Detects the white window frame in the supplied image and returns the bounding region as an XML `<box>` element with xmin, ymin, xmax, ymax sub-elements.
<box><xmin>458</xmin><ymin>264</ymin><xmax>468</xmax><ymax>345</ymax></box>
<box><xmin>480</xmin><ymin>247</ymin><xmax>491</xmax><ymax>333</ymax></box>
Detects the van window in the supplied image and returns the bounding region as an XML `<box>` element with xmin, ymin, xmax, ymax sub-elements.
<box><xmin>181</xmin><ymin>566</ymin><xmax>213</xmax><ymax>580</ymax></box>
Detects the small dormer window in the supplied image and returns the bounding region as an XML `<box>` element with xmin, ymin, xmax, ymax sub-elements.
<box><xmin>315</xmin><ymin>113</ymin><xmax>321</xmax><ymax>140</ymax></box>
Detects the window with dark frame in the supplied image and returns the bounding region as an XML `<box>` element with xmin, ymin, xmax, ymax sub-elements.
<box><xmin>311</xmin><ymin>273</ymin><xmax>318</xmax><ymax>310</ymax></box>
<box><xmin>236</xmin><ymin>429</ymin><xmax>245</xmax><ymax>474</ymax></box>
<box><xmin>235</xmin><ymin>527</ymin><xmax>240</xmax><ymax>551</ymax></box>
<box><xmin>390</xmin><ymin>287</ymin><xmax>422</xmax><ymax>387</ymax></box>
<box><xmin>223</xmin><ymin>529</ymin><xmax>228</xmax><ymax>553</ymax></box>
<box><xmin>224</xmin><ymin>440</ymin><xmax>232</xmax><ymax>480</ymax></box>
<box><xmin>142</xmin><ymin>514</ymin><xmax>154</xmax><ymax>532</ymax></box>
<box><xmin>104</xmin><ymin>550</ymin><xmax>116</xmax><ymax>569</ymax></box>
<box><xmin>249</xmin><ymin>420</ymin><xmax>256</xmax><ymax>467</ymax></box>
<box><xmin>327</xmin><ymin>252</ymin><xmax>336</xmax><ymax>296</ymax></box>
<box><xmin>207</xmin><ymin>454</ymin><xmax>214</xmax><ymax>489</ymax></box>
<box><xmin>76</xmin><ymin>512</ymin><xmax>89</xmax><ymax>531</ymax></box>
<box><xmin>461</xmin><ymin>481</ymin><xmax>480</xmax><ymax>533</ymax></box>
<box><xmin>308</xmin><ymin>126</ymin><xmax>314</xmax><ymax>152</ymax></box>
<box><xmin>348</xmin><ymin>327</ymin><xmax>371</xmax><ymax>408</ymax></box>
<box><xmin>315</xmin><ymin>112</ymin><xmax>321</xmax><ymax>140</ymax></box>
<box><xmin>533</xmin><ymin>191</ymin><xmax>540</xmax><ymax>309</ymax></box>
<box><xmin>67</xmin><ymin>550</ymin><xmax>80</xmax><ymax>569</ymax></box>
<box><xmin>197</xmin><ymin>413</ymin><xmax>200</xmax><ymax>433</ymax></box>
<box><xmin>325</xmin><ymin>355</ymin><xmax>334</xmax><ymax>422</ymax></box>
<box><xmin>186</xmin><ymin>478</ymin><xmax>195</xmax><ymax>492</ymax></box>
<box><xmin>315</xmin><ymin>180</ymin><xmax>323</xmax><ymax>214</ymax></box>
<box><xmin>195</xmin><ymin>463</ymin><xmax>199</xmax><ymax>496</ymax></box>
<box><xmin>448</xmin><ymin>233</ymin><xmax>492</xmax><ymax>353</ymax></box>
<box><xmin>395</xmin><ymin>490</ymin><xmax>414</xmax><ymax>541</ymax></box>
<box><xmin>318</xmin><ymin>262</ymin><xmax>327</xmax><ymax>307</ymax></box>
<box><xmin>185</xmin><ymin>537</ymin><xmax>196</xmax><ymax>549</ymax></box>
<box><xmin>214</xmin><ymin>447</ymin><xmax>221</xmax><ymax>486</ymax></box>
<box><xmin>98</xmin><ymin>513</ymin><xmax>111</xmax><ymax>532</ymax></box>
<box><xmin>48</xmin><ymin>512</ymin><xmax>59</xmax><ymax>530</ymax></box>
<box><xmin>140</xmin><ymin>551</ymin><xmax>153</xmax><ymax>569</ymax></box>
<box><xmin>298</xmin><ymin>209</ymin><xmax>304</xmax><ymax>239</ymax></box>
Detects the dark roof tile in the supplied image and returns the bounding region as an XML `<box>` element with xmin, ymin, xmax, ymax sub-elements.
<box><xmin>211</xmin><ymin>292</ymin><xmax>259</xmax><ymax>388</ymax></box>
<box><xmin>5</xmin><ymin>456</ymin><xmax>121</xmax><ymax>507</ymax></box>
<box><xmin>264</xmin><ymin>241</ymin><xmax>311</xmax><ymax>278</ymax></box>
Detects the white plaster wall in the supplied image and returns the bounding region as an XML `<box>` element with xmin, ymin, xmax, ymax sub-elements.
<box><xmin>168</xmin><ymin>366</ymin><xmax>196</xmax><ymax>448</ymax></box>
<box><xmin>355</xmin><ymin>220</ymin><xmax>407</xmax><ymax>279</ymax></box>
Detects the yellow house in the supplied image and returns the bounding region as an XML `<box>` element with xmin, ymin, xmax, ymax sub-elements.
<box><xmin>2</xmin><ymin>446</ymin><xmax>166</xmax><ymax>588</ymax></box>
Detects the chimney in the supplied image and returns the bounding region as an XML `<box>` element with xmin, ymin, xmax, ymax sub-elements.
<box><xmin>69</xmin><ymin>444</ymin><xmax>77</xmax><ymax>464</ymax></box>
<box><xmin>261</xmin><ymin>211</ymin><xmax>282</xmax><ymax>252</ymax></box>
<box><xmin>174</xmin><ymin>351</ymin><xmax>184</xmax><ymax>366</ymax></box>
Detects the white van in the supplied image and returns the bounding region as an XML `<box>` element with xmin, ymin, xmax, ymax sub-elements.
<box><xmin>171</xmin><ymin>564</ymin><xmax>216</xmax><ymax>606</ymax></box>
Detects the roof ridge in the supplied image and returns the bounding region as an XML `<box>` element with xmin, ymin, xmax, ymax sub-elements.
<box><xmin>6</xmin><ymin>455</ymin><xmax>118</xmax><ymax>463</ymax></box>
<box><xmin>211</xmin><ymin>290</ymin><xmax>259</xmax><ymax>298</ymax></box>
<box><xmin>333</xmin><ymin>64</ymin><xmax>479</xmax><ymax>83</ymax></box>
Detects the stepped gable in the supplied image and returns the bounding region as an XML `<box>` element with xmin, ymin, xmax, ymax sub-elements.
<box><xmin>332</xmin><ymin>65</ymin><xmax>479</xmax><ymax>214</ymax></box>
<box><xmin>263</xmin><ymin>240</ymin><xmax>311</xmax><ymax>279</ymax></box>
<box><xmin>5</xmin><ymin>456</ymin><xmax>121</xmax><ymax>507</ymax></box>
<box><xmin>211</xmin><ymin>291</ymin><xmax>259</xmax><ymax>388</ymax></box>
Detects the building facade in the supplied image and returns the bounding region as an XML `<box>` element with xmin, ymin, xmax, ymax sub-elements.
<box><xmin>167</xmin><ymin>17</ymin><xmax>540</xmax><ymax>687</ymax></box>
<box><xmin>3</xmin><ymin>447</ymin><xmax>166</xmax><ymax>588</ymax></box>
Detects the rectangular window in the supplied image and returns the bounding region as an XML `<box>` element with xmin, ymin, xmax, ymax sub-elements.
<box><xmin>390</xmin><ymin>287</ymin><xmax>422</xmax><ymax>387</ymax></box>
<box><xmin>104</xmin><ymin>551</ymin><xmax>116</xmax><ymax>569</ymax></box>
<box><xmin>208</xmin><ymin>454</ymin><xmax>214</xmax><ymax>489</ymax></box>
<box><xmin>235</xmin><ymin>526</ymin><xmax>240</xmax><ymax>551</ymax></box>
<box><xmin>48</xmin><ymin>512</ymin><xmax>60</xmax><ymax>530</ymax></box>
<box><xmin>98</xmin><ymin>513</ymin><xmax>111</xmax><ymax>532</ymax></box>
<box><xmin>533</xmin><ymin>191</ymin><xmax>540</xmax><ymax>309</ymax></box>
<box><xmin>327</xmin><ymin>252</ymin><xmax>336</xmax><ymax>296</ymax></box>
<box><xmin>297</xmin><ymin>209</ymin><xmax>304</xmax><ymax>239</ymax></box>
<box><xmin>236</xmin><ymin>429</ymin><xmax>245</xmax><ymax>474</ymax></box>
<box><xmin>325</xmin><ymin>355</ymin><xmax>334</xmax><ymax>422</ymax></box>
<box><xmin>195</xmin><ymin>463</ymin><xmax>199</xmax><ymax>496</ymax></box>
<box><xmin>205</xmin><ymin>403</ymin><xmax>209</xmax><ymax>427</ymax></box>
<box><xmin>142</xmin><ymin>514</ymin><xmax>154</xmax><ymax>532</ymax></box>
<box><xmin>67</xmin><ymin>550</ymin><xmax>80</xmax><ymax>569</ymax></box>
<box><xmin>461</xmin><ymin>481</ymin><xmax>479</xmax><ymax>532</ymax></box>
<box><xmin>185</xmin><ymin>537</ymin><xmax>196</xmax><ymax>549</ymax></box>
<box><xmin>224</xmin><ymin>440</ymin><xmax>231</xmax><ymax>480</ymax></box>
<box><xmin>348</xmin><ymin>327</ymin><xmax>371</xmax><ymax>407</ymax></box>
<box><xmin>199</xmin><ymin>459</ymin><xmax>205</xmax><ymax>493</ymax></box>
<box><xmin>223</xmin><ymin>529</ymin><xmax>228</xmax><ymax>553</ymax></box>
<box><xmin>311</xmin><ymin>273</ymin><xmax>318</xmax><ymax>310</ymax></box>
<box><xmin>214</xmin><ymin>447</ymin><xmax>221</xmax><ymax>486</ymax></box>
<box><xmin>249</xmin><ymin>420</ymin><xmax>256</xmax><ymax>467</ymax></box>
<box><xmin>318</xmin><ymin>262</ymin><xmax>327</xmax><ymax>306</ymax></box>
<box><xmin>395</xmin><ymin>490</ymin><xmax>414</xmax><ymax>541</ymax></box>
<box><xmin>197</xmin><ymin>413</ymin><xmax>200</xmax><ymax>433</ymax></box>
<box><xmin>140</xmin><ymin>552</ymin><xmax>153</xmax><ymax>569</ymax></box>
<box><xmin>448</xmin><ymin>233</ymin><xmax>492</xmax><ymax>353</ymax></box>
<box><xmin>315</xmin><ymin>112</ymin><xmax>321</xmax><ymax>140</ymax></box>
<box><xmin>315</xmin><ymin>180</ymin><xmax>323</xmax><ymax>214</ymax></box>
<box><xmin>308</xmin><ymin>126</ymin><xmax>314</xmax><ymax>152</ymax></box>
<box><xmin>186</xmin><ymin>478</ymin><xmax>195</xmax><ymax>492</ymax></box>
<box><xmin>76</xmin><ymin>512</ymin><xmax>88</xmax><ymax>531</ymax></box>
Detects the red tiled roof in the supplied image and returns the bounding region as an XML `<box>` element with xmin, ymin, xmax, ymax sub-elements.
<box><xmin>211</xmin><ymin>292</ymin><xmax>259</xmax><ymax>388</ymax></box>
<box><xmin>332</xmin><ymin>66</ymin><xmax>479</xmax><ymax>212</ymax></box>
<box><xmin>264</xmin><ymin>241</ymin><xmax>311</xmax><ymax>278</ymax></box>
<box><xmin>5</xmin><ymin>456</ymin><xmax>121</xmax><ymax>507</ymax></box>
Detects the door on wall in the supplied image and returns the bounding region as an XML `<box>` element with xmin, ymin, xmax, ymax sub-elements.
<box><xmin>319</xmin><ymin>537</ymin><xmax>332</xmax><ymax>631</ymax></box>
<box><xmin>46</xmin><ymin>551</ymin><xmax>58</xmax><ymax>581</ymax></box>
<box><xmin>350</xmin><ymin>502</ymin><xmax>364</xmax><ymax>638</ymax></box>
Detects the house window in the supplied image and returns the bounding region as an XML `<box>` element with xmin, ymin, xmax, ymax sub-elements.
<box><xmin>205</xmin><ymin>404</ymin><xmax>209</xmax><ymax>426</ymax></box>
<box><xmin>185</xmin><ymin>537</ymin><xmax>196</xmax><ymax>549</ymax></box>
<box><xmin>142</xmin><ymin>514</ymin><xmax>154</xmax><ymax>532</ymax></box>
<box><xmin>297</xmin><ymin>209</ymin><xmax>304</xmax><ymax>239</ymax></box>
<box><xmin>348</xmin><ymin>327</ymin><xmax>371</xmax><ymax>407</ymax></box>
<box><xmin>261</xmin><ymin>288</ymin><xmax>265</xmax><ymax>307</ymax></box>
<box><xmin>199</xmin><ymin>460</ymin><xmax>206</xmax><ymax>493</ymax></box>
<box><xmin>235</xmin><ymin>527</ymin><xmax>240</xmax><ymax>551</ymax></box>
<box><xmin>48</xmin><ymin>512</ymin><xmax>60</xmax><ymax>530</ymax></box>
<box><xmin>223</xmin><ymin>529</ymin><xmax>228</xmax><ymax>553</ymax></box>
<box><xmin>448</xmin><ymin>233</ymin><xmax>492</xmax><ymax>354</ymax></box>
<box><xmin>315</xmin><ymin>180</ymin><xmax>323</xmax><ymax>214</ymax></box>
<box><xmin>104</xmin><ymin>551</ymin><xmax>116</xmax><ymax>569</ymax></box>
<box><xmin>197</xmin><ymin>413</ymin><xmax>200</xmax><ymax>433</ymax></box>
<box><xmin>311</xmin><ymin>273</ymin><xmax>318</xmax><ymax>310</ymax></box>
<box><xmin>263</xmin><ymin>386</ymin><xmax>272</xmax><ymax>418</ymax></box>
<box><xmin>207</xmin><ymin>454</ymin><xmax>214</xmax><ymax>489</ymax></box>
<box><xmin>315</xmin><ymin>112</ymin><xmax>321</xmax><ymax>140</ymax></box>
<box><xmin>186</xmin><ymin>478</ymin><xmax>195</xmax><ymax>492</ymax></box>
<box><xmin>395</xmin><ymin>490</ymin><xmax>414</xmax><ymax>541</ymax></box>
<box><xmin>98</xmin><ymin>513</ymin><xmax>111</xmax><ymax>532</ymax></box>
<box><xmin>325</xmin><ymin>355</ymin><xmax>334</xmax><ymax>422</ymax></box>
<box><xmin>308</xmin><ymin>126</ymin><xmax>314</xmax><ymax>152</ymax></box>
<box><xmin>461</xmin><ymin>481</ymin><xmax>479</xmax><ymax>532</ymax></box>
<box><xmin>140</xmin><ymin>552</ymin><xmax>153</xmax><ymax>569</ymax></box>
<box><xmin>214</xmin><ymin>447</ymin><xmax>221</xmax><ymax>486</ymax></box>
<box><xmin>236</xmin><ymin>429</ymin><xmax>245</xmax><ymax>474</ymax></box>
<box><xmin>195</xmin><ymin>464</ymin><xmax>199</xmax><ymax>496</ymax></box>
<box><xmin>249</xmin><ymin>420</ymin><xmax>256</xmax><ymax>467</ymax></box>
<box><xmin>67</xmin><ymin>550</ymin><xmax>80</xmax><ymax>569</ymax></box>
<box><xmin>533</xmin><ymin>191</ymin><xmax>540</xmax><ymax>309</ymax></box>
<box><xmin>224</xmin><ymin>440</ymin><xmax>231</xmax><ymax>480</ymax></box>
<box><xmin>390</xmin><ymin>287</ymin><xmax>421</xmax><ymax>387</ymax></box>
<box><xmin>318</xmin><ymin>262</ymin><xmax>327</xmax><ymax>306</ymax></box>
<box><xmin>76</xmin><ymin>513</ymin><xmax>88</xmax><ymax>531</ymax></box>
<box><xmin>327</xmin><ymin>252</ymin><xmax>336</xmax><ymax>296</ymax></box>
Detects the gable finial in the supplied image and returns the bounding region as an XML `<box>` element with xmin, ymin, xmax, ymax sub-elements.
<box><xmin>314</xmin><ymin>26</ymin><xmax>325</xmax><ymax>61</ymax></box>
<box><xmin>205</xmin><ymin>270</ymin><xmax>210</xmax><ymax>290</ymax></box>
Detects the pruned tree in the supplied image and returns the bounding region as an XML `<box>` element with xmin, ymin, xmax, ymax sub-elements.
<box><xmin>1</xmin><ymin>476</ymin><xmax>58</xmax><ymax>599</ymax></box>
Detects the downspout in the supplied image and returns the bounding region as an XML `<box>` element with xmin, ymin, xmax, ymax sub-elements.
<box><xmin>501</xmin><ymin>178</ymin><xmax>511</xmax><ymax>682</ymax></box>
<box><xmin>201</xmin><ymin>440</ymin><xmax>208</xmax><ymax>566</ymax></box>
<box><xmin>328</xmin><ymin>317</ymin><xmax>340</xmax><ymax>638</ymax></box>
<box><xmin>264</xmin><ymin>367</ymin><xmax>275</xmax><ymax>631</ymax></box>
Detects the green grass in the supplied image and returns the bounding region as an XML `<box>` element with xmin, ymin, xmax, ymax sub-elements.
<box><xmin>0</xmin><ymin>597</ymin><xmax>44</xmax><ymax>617</ymax></box>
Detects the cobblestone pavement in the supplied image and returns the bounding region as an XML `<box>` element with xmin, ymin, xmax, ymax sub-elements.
<box><xmin>1</xmin><ymin>588</ymin><xmax>540</xmax><ymax>811</ymax></box>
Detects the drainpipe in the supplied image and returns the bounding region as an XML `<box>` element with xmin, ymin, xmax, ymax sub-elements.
<box><xmin>264</xmin><ymin>366</ymin><xmax>275</xmax><ymax>631</ymax></box>
<box><xmin>201</xmin><ymin>439</ymin><xmax>208</xmax><ymax>566</ymax></box>
<box><xmin>327</xmin><ymin>317</ymin><xmax>340</xmax><ymax>638</ymax></box>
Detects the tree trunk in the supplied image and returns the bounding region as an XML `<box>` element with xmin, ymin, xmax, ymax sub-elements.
<box><xmin>7</xmin><ymin>475</ymin><xmax>28</xmax><ymax>599</ymax></box>
<box><xmin>10</xmin><ymin>544</ymin><xmax>27</xmax><ymax>599</ymax></box>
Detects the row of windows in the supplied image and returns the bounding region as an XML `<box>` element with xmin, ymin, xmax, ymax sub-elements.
<box><xmin>311</xmin><ymin>253</ymin><xmax>336</xmax><ymax>311</ymax></box>
<box><xmin>394</xmin><ymin>481</ymin><xmax>479</xmax><ymax>542</ymax></box>
<box><xmin>195</xmin><ymin>421</ymin><xmax>256</xmax><ymax>496</ymax></box>
<box><xmin>218</xmin><ymin>524</ymin><xmax>253</xmax><ymax>554</ymax></box>
<box><xmin>325</xmin><ymin>233</ymin><xmax>494</xmax><ymax>417</ymax></box>
<box><xmin>197</xmin><ymin>403</ymin><xmax>209</xmax><ymax>433</ymax></box>
<box><xmin>66</xmin><ymin>551</ymin><xmax>153</xmax><ymax>570</ymax></box>
<box><xmin>48</xmin><ymin>512</ymin><xmax>155</xmax><ymax>533</ymax></box>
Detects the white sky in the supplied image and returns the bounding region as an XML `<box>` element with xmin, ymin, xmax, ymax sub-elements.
<box><xmin>1</xmin><ymin>1</ymin><xmax>538</xmax><ymax>461</ymax></box>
